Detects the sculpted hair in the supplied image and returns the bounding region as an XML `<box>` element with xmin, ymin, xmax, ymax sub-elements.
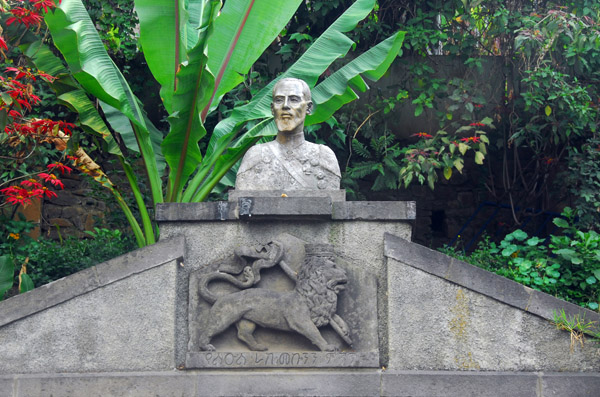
<box><xmin>272</xmin><ymin>77</ymin><xmax>312</xmax><ymax>102</ymax></box>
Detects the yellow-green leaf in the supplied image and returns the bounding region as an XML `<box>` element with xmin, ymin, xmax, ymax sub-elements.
<box><xmin>443</xmin><ymin>166</ymin><xmax>452</xmax><ymax>180</ymax></box>
<box><xmin>545</xmin><ymin>105</ymin><xmax>552</xmax><ymax>116</ymax></box>
<box><xmin>479</xmin><ymin>142</ymin><xmax>487</xmax><ymax>154</ymax></box>
<box><xmin>446</xmin><ymin>113</ymin><xmax>453</xmax><ymax>120</ymax></box>
<box><xmin>454</xmin><ymin>158</ymin><xmax>464</xmax><ymax>173</ymax></box>
<box><xmin>458</xmin><ymin>142</ymin><xmax>469</xmax><ymax>155</ymax></box>
<box><xmin>475</xmin><ymin>151</ymin><xmax>485</xmax><ymax>164</ymax></box>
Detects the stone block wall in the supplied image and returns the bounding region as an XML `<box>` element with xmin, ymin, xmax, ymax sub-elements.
<box><xmin>41</xmin><ymin>173</ymin><xmax>108</xmax><ymax>239</ymax></box>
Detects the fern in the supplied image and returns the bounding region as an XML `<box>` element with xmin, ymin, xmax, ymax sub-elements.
<box><xmin>352</xmin><ymin>139</ymin><xmax>372</xmax><ymax>159</ymax></box>
<box><xmin>348</xmin><ymin>161</ymin><xmax>379</xmax><ymax>179</ymax></box>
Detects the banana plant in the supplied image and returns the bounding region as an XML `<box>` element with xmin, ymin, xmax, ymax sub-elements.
<box><xmin>39</xmin><ymin>0</ymin><xmax>405</xmax><ymax>246</ymax></box>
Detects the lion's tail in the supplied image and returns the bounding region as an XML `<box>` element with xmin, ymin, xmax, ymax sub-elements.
<box><xmin>198</xmin><ymin>267</ymin><xmax>255</xmax><ymax>304</ymax></box>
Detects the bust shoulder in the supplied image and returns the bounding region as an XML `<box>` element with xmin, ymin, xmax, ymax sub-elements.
<box><xmin>312</xmin><ymin>143</ymin><xmax>341</xmax><ymax>177</ymax></box>
<box><xmin>237</xmin><ymin>144</ymin><xmax>266</xmax><ymax>174</ymax></box>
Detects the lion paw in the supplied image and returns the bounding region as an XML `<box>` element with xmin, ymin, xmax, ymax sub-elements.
<box><xmin>250</xmin><ymin>344</ymin><xmax>268</xmax><ymax>351</ymax></box>
<box><xmin>322</xmin><ymin>344</ymin><xmax>338</xmax><ymax>352</ymax></box>
<box><xmin>200</xmin><ymin>344</ymin><xmax>216</xmax><ymax>351</ymax></box>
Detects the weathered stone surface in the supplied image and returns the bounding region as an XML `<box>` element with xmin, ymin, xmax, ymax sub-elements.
<box><xmin>384</xmin><ymin>235</ymin><xmax>600</xmax><ymax>371</ymax></box>
<box><xmin>156</xmin><ymin>202</ymin><xmax>236</xmax><ymax>221</ymax></box>
<box><xmin>50</xmin><ymin>191</ymin><xmax>81</xmax><ymax>206</ymax></box>
<box><xmin>228</xmin><ymin>189</ymin><xmax>346</xmax><ymax>202</ymax></box>
<box><xmin>47</xmin><ymin>217</ymin><xmax>74</xmax><ymax>227</ymax></box>
<box><xmin>384</xmin><ymin>233</ymin><xmax>600</xmax><ymax>333</ymax></box>
<box><xmin>541</xmin><ymin>373</ymin><xmax>600</xmax><ymax>396</ymax></box>
<box><xmin>156</xmin><ymin>201</ymin><xmax>417</xmax><ymax>221</ymax></box>
<box><xmin>2</xmin><ymin>370</ymin><xmax>599</xmax><ymax>396</ymax></box>
<box><xmin>0</xmin><ymin>262</ymin><xmax>178</xmax><ymax>374</ymax></box>
<box><xmin>381</xmin><ymin>371</ymin><xmax>540</xmax><ymax>397</ymax></box>
<box><xmin>160</xmin><ymin>219</ymin><xmax>411</xmax><ymax>368</ymax></box>
<box><xmin>237</xmin><ymin>196</ymin><xmax>332</xmax><ymax>219</ymax></box>
<box><xmin>2</xmin><ymin>207</ymin><xmax>599</xmax><ymax>395</ymax></box>
<box><xmin>332</xmin><ymin>201</ymin><xmax>416</xmax><ymax>220</ymax></box>
<box><xmin>0</xmin><ymin>371</ymin><xmax>382</xmax><ymax>397</ymax></box>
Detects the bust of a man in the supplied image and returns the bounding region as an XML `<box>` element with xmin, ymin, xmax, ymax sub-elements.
<box><xmin>235</xmin><ymin>78</ymin><xmax>341</xmax><ymax>191</ymax></box>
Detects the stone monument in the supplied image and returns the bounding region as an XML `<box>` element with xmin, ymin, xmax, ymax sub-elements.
<box><xmin>1</xmin><ymin>79</ymin><xmax>598</xmax><ymax>396</ymax></box>
<box><xmin>235</xmin><ymin>78</ymin><xmax>341</xmax><ymax>191</ymax></box>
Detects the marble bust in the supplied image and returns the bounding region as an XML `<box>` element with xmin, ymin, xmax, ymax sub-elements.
<box><xmin>235</xmin><ymin>78</ymin><xmax>341</xmax><ymax>190</ymax></box>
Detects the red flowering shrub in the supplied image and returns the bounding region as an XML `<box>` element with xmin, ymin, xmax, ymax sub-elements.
<box><xmin>0</xmin><ymin>0</ymin><xmax>73</xmax><ymax>210</ymax></box>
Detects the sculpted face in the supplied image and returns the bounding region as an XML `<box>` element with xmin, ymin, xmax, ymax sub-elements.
<box><xmin>271</xmin><ymin>79</ymin><xmax>313</xmax><ymax>134</ymax></box>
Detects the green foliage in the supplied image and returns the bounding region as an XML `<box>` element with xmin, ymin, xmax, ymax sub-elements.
<box><xmin>441</xmin><ymin>208</ymin><xmax>600</xmax><ymax>311</ymax></box>
<box><xmin>563</xmin><ymin>137</ymin><xmax>600</xmax><ymax>229</ymax></box>
<box><xmin>25</xmin><ymin>228</ymin><xmax>135</xmax><ymax>287</ymax></box>
<box><xmin>0</xmin><ymin>213</ymin><xmax>135</xmax><ymax>299</ymax></box>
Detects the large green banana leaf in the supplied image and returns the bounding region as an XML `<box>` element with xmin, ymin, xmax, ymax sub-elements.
<box><xmin>135</xmin><ymin>0</ymin><xmax>219</xmax><ymax>115</ymax></box>
<box><xmin>160</xmin><ymin>0</ymin><xmax>220</xmax><ymax>201</ymax></box>
<box><xmin>307</xmin><ymin>31</ymin><xmax>406</xmax><ymax>124</ymax></box>
<box><xmin>45</xmin><ymin>0</ymin><xmax>164</xmax><ymax>206</ymax></box>
<box><xmin>204</xmin><ymin>0</ymin><xmax>303</xmax><ymax>115</ymax></box>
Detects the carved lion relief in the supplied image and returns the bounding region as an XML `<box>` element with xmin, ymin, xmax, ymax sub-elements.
<box><xmin>188</xmin><ymin>239</ymin><xmax>352</xmax><ymax>353</ymax></box>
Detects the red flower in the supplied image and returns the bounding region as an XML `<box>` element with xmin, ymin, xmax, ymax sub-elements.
<box><xmin>47</xmin><ymin>162</ymin><xmax>72</xmax><ymax>174</ymax></box>
<box><xmin>473</xmin><ymin>104</ymin><xmax>484</xmax><ymax>108</ymax></box>
<box><xmin>460</xmin><ymin>136</ymin><xmax>481</xmax><ymax>143</ymax></box>
<box><xmin>5</xmin><ymin>122</ymin><xmax>35</xmax><ymax>135</ymax></box>
<box><xmin>0</xmin><ymin>36</ymin><xmax>7</xmax><ymax>51</ymax></box>
<box><xmin>1</xmin><ymin>186</ymin><xmax>33</xmax><ymax>206</ymax></box>
<box><xmin>66</xmin><ymin>155</ymin><xmax>78</xmax><ymax>161</ymax></box>
<box><xmin>4</xmin><ymin>79</ymin><xmax>41</xmax><ymax>110</ymax></box>
<box><xmin>38</xmin><ymin>173</ymin><xmax>65</xmax><ymax>189</ymax></box>
<box><xmin>412</xmin><ymin>132</ymin><xmax>433</xmax><ymax>139</ymax></box>
<box><xmin>37</xmin><ymin>71</ymin><xmax>57</xmax><ymax>82</ymax></box>
<box><xmin>6</xmin><ymin>67</ymin><xmax>36</xmax><ymax>81</ymax></box>
<box><xmin>28</xmin><ymin>0</ymin><xmax>57</xmax><ymax>13</ymax></box>
<box><xmin>6</xmin><ymin>7</ymin><xmax>43</xmax><ymax>29</ymax></box>
<box><xmin>21</xmin><ymin>178</ymin><xmax>43</xmax><ymax>189</ymax></box>
<box><xmin>30</xmin><ymin>119</ymin><xmax>75</xmax><ymax>136</ymax></box>
<box><xmin>40</xmin><ymin>187</ymin><xmax>58</xmax><ymax>199</ymax></box>
<box><xmin>469</xmin><ymin>122</ymin><xmax>486</xmax><ymax>127</ymax></box>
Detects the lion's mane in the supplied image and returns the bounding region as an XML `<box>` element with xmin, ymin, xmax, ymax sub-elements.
<box><xmin>295</xmin><ymin>256</ymin><xmax>340</xmax><ymax>327</ymax></box>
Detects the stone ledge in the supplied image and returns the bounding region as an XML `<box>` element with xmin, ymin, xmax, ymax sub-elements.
<box><xmin>0</xmin><ymin>236</ymin><xmax>185</xmax><ymax>328</ymax></box>
<box><xmin>383</xmin><ymin>233</ymin><xmax>600</xmax><ymax>332</ymax></box>
<box><xmin>228</xmin><ymin>189</ymin><xmax>347</xmax><ymax>202</ymax></box>
<box><xmin>156</xmin><ymin>201</ymin><xmax>416</xmax><ymax>221</ymax></box>
<box><xmin>238</xmin><ymin>196</ymin><xmax>332</xmax><ymax>220</ymax></box>
<box><xmin>1</xmin><ymin>371</ymin><xmax>598</xmax><ymax>396</ymax></box>
<box><xmin>332</xmin><ymin>201</ymin><xmax>417</xmax><ymax>220</ymax></box>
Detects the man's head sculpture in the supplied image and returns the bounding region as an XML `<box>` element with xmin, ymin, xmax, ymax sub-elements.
<box><xmin>234</xmin><ymin>77</ymin><xmax>342</xmax><ymax>191</ymax></box>
<box><xmin>270</xmin><ymin>78</ymin><xmax>314</xmax><ymax>136</ymax></box>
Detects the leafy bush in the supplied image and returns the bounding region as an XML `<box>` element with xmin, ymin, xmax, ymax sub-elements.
<box><xmin>24</xmin><ymin>228</ymin><xmax>135</xmax><ymax>287</ymax></box>
<box><xmin>441</xmin><ymin>208</ymin><xmax>600</xmax><ymax>311</ymax></box>
<box><xmin>0</xmin><ymin>224</ymin><xmax>135</xmax><ymax>297</ymax></box>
